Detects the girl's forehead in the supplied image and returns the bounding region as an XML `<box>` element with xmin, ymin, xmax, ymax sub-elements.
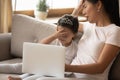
<box><xmin>57</xmin><ymin>26</ymin><xmax>66</xmax><ymax>29</ymax></box>
<box><xmin>57</xmin><ymin>26</ymin><xmax>69</xmax><ymax>30</ymax></box>
<box><xmin>57</xmin><ymin>26</ymin><xmax>63</xmax><ymax>29</ymax></box>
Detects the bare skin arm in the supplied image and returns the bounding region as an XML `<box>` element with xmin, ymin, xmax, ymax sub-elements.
<box><xmin>72</xmin><ymin>0</ymin><xmax>84</xmax><ymax>33</ymax></box>
<box><xmin>39</xmin><ymin>33</ymin><xmax>57</xmax><ymax>44</ymax></box>
<box><xmin>65</xmin><ymin>44</ymin><xmax>120</xmax><ymax>74</ymax></box>
<box><xmin>72</xmin><ymin>0</ymin><xmax>84</xmax><ymax>17</ymax></box>
<box><xmin>39</xmin><ymin>29</ymin><xmax>64</xmax><ymax>44</ymax></box>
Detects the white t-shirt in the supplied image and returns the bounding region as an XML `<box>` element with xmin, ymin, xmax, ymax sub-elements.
<box><xmin>71</xmin><ymin>22</ymin><xmax>120</xmax><ymax>80</ymax></box>
<box><xmin>54</xmin><ymin>39</ymin><xmax>78</xmax><ymax>64</ymax></box>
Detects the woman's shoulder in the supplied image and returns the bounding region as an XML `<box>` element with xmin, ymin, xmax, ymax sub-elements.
<box><xmin>100</xmin><ymin>24</ymin><xmax>120</xmax><ymax>38</ymax></box>
<box><xmin>106</xmin><ymin>24</ymin><xmax>120</xmax><ymax>32</ymax></box>
<box><xmin>105</xmin><ymin>24</ymin><xmax>120</xmax><ymax>47</ymax></box>
<box><xmin>95</xmin><ymin>24</ymin><xmax>120</xmax><ymax>31</ymax></box>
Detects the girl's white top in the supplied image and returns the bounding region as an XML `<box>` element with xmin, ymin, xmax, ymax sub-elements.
<box><xmin>55</xmin><ymin>39</ymin><xmax>78</xmax><ymax>64</ymax></box>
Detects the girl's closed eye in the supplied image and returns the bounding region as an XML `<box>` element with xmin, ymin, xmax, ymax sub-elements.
<box><xmin>62</xmin><ymin>35</ymin><xmax>67</xmax><ymax>39</ymax></box>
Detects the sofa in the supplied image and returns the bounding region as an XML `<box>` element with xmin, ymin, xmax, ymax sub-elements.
<box><xmin>0</xmin><ymin>14</ymin><xmax>120</xmax><ymax>80</ymax></box>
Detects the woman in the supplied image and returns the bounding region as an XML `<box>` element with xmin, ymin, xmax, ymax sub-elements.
<box><xmin>8</xmin><ymin>0</ymin><xmax>120</xmax><ymax>80</ymax></box>
<box><xmin>65</xmin><ymin>0</ymin><xmax>120</xmax><ymax>80</ymax></box>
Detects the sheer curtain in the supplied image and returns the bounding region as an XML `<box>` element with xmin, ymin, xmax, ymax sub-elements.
<box><xmin>0</xmin><ymin>0</ymin><xmax>12</xmax><ymax>33</ymax></box>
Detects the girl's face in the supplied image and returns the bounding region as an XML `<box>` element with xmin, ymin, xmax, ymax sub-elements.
<box><xmin>57</xmin><ymin>26</ymin><xmax>75</xmax><ymax>46</ymax></box>
<box><xmin>82</xmin><ymin>1</ymin><xmax>99</xmax><ymax>23</ymax></box>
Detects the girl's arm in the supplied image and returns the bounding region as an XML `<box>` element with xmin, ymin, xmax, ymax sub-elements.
<box><xmin>39</xmin><ymin>29</ymin><xmax>64</xmax><ymax>44</ymax></box>
<box><xmin>39</xmin><ymin>33</ymin><xmax>58</xmax><ymax>44</ymax></box>
<box><xmin>65</xmin><ymin>44</ymin><xmax>120</xmax><ymax>74</ymax></box>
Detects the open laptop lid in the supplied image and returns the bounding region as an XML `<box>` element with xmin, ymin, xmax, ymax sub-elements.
<box><xmin>22</xmin><ymin>42</ymin><xmax>65</xmax><ymax>78</ymax></box>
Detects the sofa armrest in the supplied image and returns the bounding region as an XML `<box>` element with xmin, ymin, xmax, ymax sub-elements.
<box><xmin>0</xmin><ymin>33</ymin><xmax>12</xmax><ymax>61</ymax></box>
<box><xmin>108</xmin><ymin>52</ymin><xmax>120</xmax><ymax>80</ymax></box>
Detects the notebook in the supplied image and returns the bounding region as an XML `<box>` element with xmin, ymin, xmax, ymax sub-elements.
<box><xmin>22</xmin><ymin>42</ymin><xmax>66</xmax><ymax>78</ymax></box>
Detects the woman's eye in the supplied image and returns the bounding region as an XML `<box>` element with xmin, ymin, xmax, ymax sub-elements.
<box><xmin>83</xmin><ymin>4</ymin><xmax>87</xmax><ymax>8</ymax></box>
<box><xmin>84</xmin><ymin>5</ymin><xmax>87</xmax><ymax>8</ymax></box>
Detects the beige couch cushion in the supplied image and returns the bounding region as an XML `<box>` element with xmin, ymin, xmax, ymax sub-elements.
<box><xmin>0</xmin><ymin>58</ymin><xmax>22</xmax><ymax>64</ymax></box>
<box><xmin>11</xmin><ymin>14</ymin><xmax>56</xmax><ymax>57</ymax></box>
<box><xmin>0</xmin><ymin>58</ymin><xmax>22</xmax><ymax>74</ymax></box>
<box><xmin>0</xmin><ymin>33</ymin><xmax>12</xmax><ymax>61</ymax></box>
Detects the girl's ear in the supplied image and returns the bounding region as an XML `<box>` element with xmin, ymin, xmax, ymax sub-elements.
<box><xmin>96</xmin><ymin>0</ymin><xmax>102</xmax><ymax>12</ymax></box>
<box><xmin>72</xmin><ymin>33</ymin><xmax>76</xmax><ymax>40</ymax></box>
<box><xmin>57</xmin><ymin>26</ymin><xmax>58</xmax><ymax>31</ymax></box>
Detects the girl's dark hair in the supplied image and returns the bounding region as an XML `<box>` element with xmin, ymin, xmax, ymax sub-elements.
<box><xmin>86</xmin><ymin>0</ymin><xmax>120</xmax><ymax>26</ymax></box>
<box><xmin>57</xmin><ymin>14</ymin><xmax>79</xmax><ymax>34</ymax></box>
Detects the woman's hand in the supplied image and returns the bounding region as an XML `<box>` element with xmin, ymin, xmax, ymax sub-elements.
<box><xmin>72</xmin><ymin>0</ymin><xmax>84</xmax><ymax>17</ymax></box>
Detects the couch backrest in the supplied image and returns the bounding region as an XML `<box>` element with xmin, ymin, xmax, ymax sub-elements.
<box><xmin>108</xmin><ymin>52</ymin><xmax>120</xmax><ymax>80</ymax></box>
<box><xmin>11</xmin><ymin>14</ymin><xmax>56</xmax><ymax>57</ymax></box>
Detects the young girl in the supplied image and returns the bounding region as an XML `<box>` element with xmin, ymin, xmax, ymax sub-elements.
<box><xmin>7</xmin><ymin>14</ymin><xmax>79</xmax><ymax>80</ymax></box>
<box><xmin>40</xmin><ymin>14</ymin><xmax>79</xmax><ymax>64</ymax></box>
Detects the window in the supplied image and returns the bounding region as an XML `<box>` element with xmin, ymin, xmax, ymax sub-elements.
<box><xmin>49</xmin><ymin>0</ymin><xmax>79</xmax><ymax>9</ymax></box>
<box><xmin>12</xmin><ymin>0</ymin><xmax>79</xmax><ymax>11</ymax></box>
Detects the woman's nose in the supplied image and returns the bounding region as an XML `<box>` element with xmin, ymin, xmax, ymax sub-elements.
<box><xmin>82</xmin><ymin>9</ymin><xmax>85</xmax><ymax>15</ymax></box>
<box><xmin>82</xmin><ymin>9</ymin><xmax>88</xmax><ymax>18</ymax></box>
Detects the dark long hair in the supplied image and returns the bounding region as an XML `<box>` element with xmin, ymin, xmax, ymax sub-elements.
<box><xmin>86</xmin><ymin>0</ymin><xmax>120</xmax><ymax>26</ymax></box>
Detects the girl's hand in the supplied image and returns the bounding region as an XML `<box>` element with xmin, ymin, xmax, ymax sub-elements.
<box><xmin>52</xmin><ymin>29</ymin><xmax>67</xmax><ymax>39</ymax></box>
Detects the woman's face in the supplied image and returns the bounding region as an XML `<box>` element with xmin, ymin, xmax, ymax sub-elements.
<box><xmin>57</xmin><ymin>26</ymin><xmax>75</xmax><ymax>46</ymax></box>
<box><xmin>82</xmin><ymin>1</ymin><xmax>99</xmax><ymax>23</ymax></box>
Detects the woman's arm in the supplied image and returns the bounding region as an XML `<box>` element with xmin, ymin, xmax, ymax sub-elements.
<box><xmin>72</xmin><ymin>0</ymin><xmax>84</xmax><ymax>32</ymax></box>
<box><xmin>65</xmin><ymin>44</ymin><xmax>120</xmax><ymax>74</ymax></box>
<box><xmin>72</xmin><ymin>0</ymin><xmax>84</xmax><ymax>17</ymax></box>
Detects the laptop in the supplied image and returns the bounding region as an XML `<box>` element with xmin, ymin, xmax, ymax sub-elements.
<box><xmin>22</xmin><ymin>42</ymin><xmax>66</xmax><ymax>78</ymax></box>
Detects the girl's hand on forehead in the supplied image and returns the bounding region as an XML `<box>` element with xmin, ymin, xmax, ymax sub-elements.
<box><xmin>57</xmin><ymin>29</ymin><xmax>68</xmax><ymax>38</ymax></box>
<box><xmin>60</xmin><ymin>31</ymin><xmax>68</xmax><ymax>37</ymax></box>
<box><xmin>52</xmin><ymin>29</ymin><xmax>65</xmax><ymax>38</ymax></box>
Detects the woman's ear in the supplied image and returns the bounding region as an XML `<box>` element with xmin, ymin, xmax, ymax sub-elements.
<box><xmin>96</xmin><ymin>0</ymin><xmax>102</xmax><ymax>12</ymax></box>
